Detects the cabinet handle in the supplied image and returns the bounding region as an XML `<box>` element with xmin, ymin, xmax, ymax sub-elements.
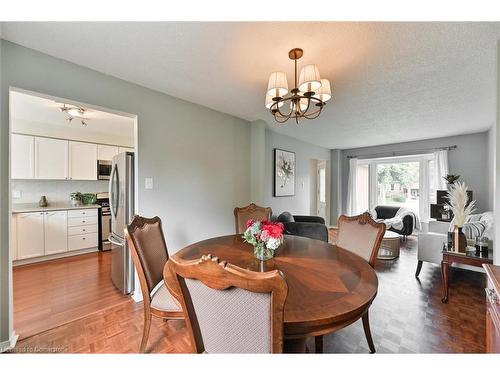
<box><xmin>82</xmin><ymin>229</ymin><xmax>86</xmax><ymax>232</ymax></box>
<box><xmin>82</xmin><ymin>237</ymin><xmax>86</xmax><ymax>240</ymax></box>
<box><xmin>82</xmin><ymin>220</ymin><xmax>86</xmax><ymax>223</ymax></box>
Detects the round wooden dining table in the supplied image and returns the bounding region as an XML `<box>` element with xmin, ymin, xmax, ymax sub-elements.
<box><xmin>165</xmin><ymin>233</ymin><xmax>378</xmax><ymax>348</ymax></box>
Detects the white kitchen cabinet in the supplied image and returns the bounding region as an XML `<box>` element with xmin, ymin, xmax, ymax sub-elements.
<box><xmin>97</xmin><ymin>144</ymin><xmax>119</xmax><ymax>161</ymax></box>
<box><xmin>118</xmin><ymin>147</ymin><xmax>134</xmax><ymax>154</ymax></box>
<box><xmin>69</xmin><ymin>141</ymin><xmax>97</xmax><ymax>180</ymax></box>
<box><xmin>11</xmin><ymin>134</ymin><xmax>35</xmax><ymax>179</ymax></box>
<box><xmin>16</xmin><ymin>212</ymin><xmax>45</xmax><ymax>259</ymax></box>
<box><xmin>35</xmin><ymin>137</ymin><xmax>68</xmax><ymax>179</ymax></box>
<box><xmin>44</xmin><ymin>211</ymin><xmax>68</xmax><ymax>255</ymax></box>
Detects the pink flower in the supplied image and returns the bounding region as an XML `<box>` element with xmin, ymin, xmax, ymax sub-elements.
<box><xmin>246</xmin><ymin>219</ymin><xmax>255</xmax><ymax>228</ymax></box>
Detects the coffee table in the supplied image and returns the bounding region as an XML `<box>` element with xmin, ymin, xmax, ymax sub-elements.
<box><xmin>377</xmin><ymin>231</ymin><xmax>400</xmax><ymax>260</ymax></box>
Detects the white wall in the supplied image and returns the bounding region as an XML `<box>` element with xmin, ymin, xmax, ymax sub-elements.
<box><xmin>495</xmin><ymin>41</ymin><xmax>500</xmax><ymax>266</ymax></box>
<box><xmin>0</xmin><ymin>40</ymin><xmax>252</xmax><ymax>344</ymax></box>
<box><xmin>263</xmin><ymin>129</ymin><xmax>331</xmax><ymax>220</ymax></box>
<box><xmin>340</xmin><ymin>132</ymin><xmax>492</xmax><ymax>214</ymax></box>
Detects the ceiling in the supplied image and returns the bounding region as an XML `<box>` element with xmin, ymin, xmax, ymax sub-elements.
<box><xmin>2</xmin><ymin>22</ymin><xmax>500</xmax><ymax>149</ymax></box>
<box><xmin>11</xmin><ymin>90</ymin><xmax>135</xmax><ymax>141</ymax></box>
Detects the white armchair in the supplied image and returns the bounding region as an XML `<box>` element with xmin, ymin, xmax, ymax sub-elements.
<box><xmin>416</xmin><ymin>212</ymin><xmax>494</xmax><ymax>277</ymax></box>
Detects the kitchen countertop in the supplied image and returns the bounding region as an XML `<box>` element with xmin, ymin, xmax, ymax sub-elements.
<box><xmin>12</xmin><ymin>203</ymin><xmax>101</xmax><ymax>214</ymax></box>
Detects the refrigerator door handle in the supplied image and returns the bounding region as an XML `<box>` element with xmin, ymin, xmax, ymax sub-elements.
<box><xmin>109</xmin><ymin>163</ymin><xmax>120</xmax><ymax>219</ymax></box>
<box><xmin>108</xmin><ymin>234</ymin><xmax>123</xmax><ymax>247</ymax></box>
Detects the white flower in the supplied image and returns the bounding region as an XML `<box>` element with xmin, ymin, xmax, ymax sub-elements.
<box><xmin>266</xmin><ymin>237</ymin><xmax>282</xmax><ymax>250</ymax></box>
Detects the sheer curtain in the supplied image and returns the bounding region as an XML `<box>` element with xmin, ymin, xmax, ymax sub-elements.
<box><xmin>346</xmin><ymin>158</ymin><xmax>358</xmax><ymax>216</ymax></box>
<box><xmin>433</xmin><ymin>150</ymin><xmax>449</xmax><ymax>191</ymax></box>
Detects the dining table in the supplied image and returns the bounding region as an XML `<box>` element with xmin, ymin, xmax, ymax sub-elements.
<box><xmin>164</xmin><ymin>234</ymin><xmax>378</xmax><ymax>353</ymax></box>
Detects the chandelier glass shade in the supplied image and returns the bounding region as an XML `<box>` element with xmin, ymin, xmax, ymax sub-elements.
<box><xmin>266</xmin><ymin>48</ymin><xmax>331</xmax><ymax>124</ymax></box>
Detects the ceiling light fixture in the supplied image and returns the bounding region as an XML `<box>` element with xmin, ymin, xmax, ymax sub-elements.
<box><xmin>59</xmin><ymin>104</ymin><xmax>89</xmax><ymax>126</ymax></box>
<box><xmin>266</xmin><ymin>48</ymin><xmax>332</xmax><ymax>125</ymax></box>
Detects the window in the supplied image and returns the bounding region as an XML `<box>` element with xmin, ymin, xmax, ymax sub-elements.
<box><xmin>376</xmin><ymin>162</ymin><xmax>420</xmax><ymax>215</ymax></box>
<box><xmin>354</xmin><ymin>154</ymin><xmax>434</xmax><ymax>221</ymax></box>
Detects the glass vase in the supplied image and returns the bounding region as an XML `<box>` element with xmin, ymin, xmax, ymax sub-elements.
<box><xmin>253</xmin><ymin>242</ymin><xmax>274</xmax><ymax>261</ymax></box>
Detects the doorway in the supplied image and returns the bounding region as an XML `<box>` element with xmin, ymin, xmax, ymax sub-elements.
<box><xmin>8</xmin><ymin>88</ymin><xmax>139</xmax><ymax>340</ymax></box>
<box><xmin>315</xmin><ymin>160</ymin><xmax>330</xmax><ymax>224</ymax></box>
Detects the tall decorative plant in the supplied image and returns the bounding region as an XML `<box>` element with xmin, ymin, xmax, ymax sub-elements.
<box><xmin>446</xmin><ymin>182</ymin><xmax>475</xmax><ymax>252</ymax></box>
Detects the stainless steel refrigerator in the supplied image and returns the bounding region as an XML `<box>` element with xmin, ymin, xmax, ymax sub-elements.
<box><xmin>108</xmin><ymin>151</ymin><xmax>135</xmax><ymax>294</ymax></box>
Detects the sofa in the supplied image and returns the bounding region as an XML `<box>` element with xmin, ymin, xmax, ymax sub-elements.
<box><xmin>276</xmin><ymin>212</ymin><xmax>328</xmax><ymax>242</ymax></box>
<box><xmin>416</xmin><ymin>211</ymin><xmax>494</xmax><ymax>277</ymax></box>
<box><xmin>374</xmin><ymin>205</ymin><xmax>415</xmax><ymax>237</ymax></box>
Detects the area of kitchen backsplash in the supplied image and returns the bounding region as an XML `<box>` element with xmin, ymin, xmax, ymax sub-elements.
<box><xmin>12</xmin><ymin>179</ymin><xmax>109</xmax><ymax>204</ymax></box>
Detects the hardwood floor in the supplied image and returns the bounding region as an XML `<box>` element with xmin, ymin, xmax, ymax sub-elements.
<box><xmin>13</xmin><ymin>251</ymin><xmax>130</xmax><ymax>339</ymax></box>
<box><xmin>12</xmin><ymin>233</ymin><xmax>487</xmax><ymax>353</ymax></box>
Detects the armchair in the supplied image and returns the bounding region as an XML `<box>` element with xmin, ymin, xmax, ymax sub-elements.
<box><xmin>276</xmin><ymin>212</ymin><xmax>328</xmax><ymax>242</ymax></box>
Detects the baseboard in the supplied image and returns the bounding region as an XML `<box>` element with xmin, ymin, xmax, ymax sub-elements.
<box><xmin>131</xmin><ymin>289</ymin><xmax>143</xmax><ymax>303</ymax></box>
<box><xmin>0</xmin><ymin>332</ymin><xmax>19</xmax><ymax>353</ymax></box>
<box><xmin>13</xmin><ymin>247</ymin><xmax>98</xmax><ymax>267</ymax></box>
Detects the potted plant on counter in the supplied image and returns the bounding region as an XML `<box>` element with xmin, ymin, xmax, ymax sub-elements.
<box><xmin>70</xmin><ymin>192</ymin><xmax>83</xmax><ymax>207</ymax></box>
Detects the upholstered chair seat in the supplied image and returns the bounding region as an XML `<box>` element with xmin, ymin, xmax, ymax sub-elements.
<box><xmin>150</xmin><ymin>283</ymin><xmax>183</xmax><ymax>312</ymax></box>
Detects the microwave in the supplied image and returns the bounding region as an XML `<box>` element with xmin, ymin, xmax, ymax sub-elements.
<box><xmin>97</xmin><ymin>160</ymin><xmax>112</xmax><ymax>180</ymax></box>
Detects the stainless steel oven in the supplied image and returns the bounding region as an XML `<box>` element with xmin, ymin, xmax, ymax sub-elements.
<box><xmin>97</xmin><ymin>160</ymin><xmax>112</xmax><ymax>180</ymax></box>
<box><xmin>97</xmin><ymin>192</ymin><xmax>111</xmax><ymax>251</ymax></box>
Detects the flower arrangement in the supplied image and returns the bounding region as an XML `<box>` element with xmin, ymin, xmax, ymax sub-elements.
<box><xmin>446</xmin><ymin>181</ymin><xmax>475</xmax><ymax>227</ymax></box>
<box><xmin>243</xmin><ymin>220</ymin><xmax>285</xmax><ymax>260</ymax></box>
<box><xmin>446</xmin><ymin>181</ymin><xmax>475</xmax><ymax>252</ymax></box>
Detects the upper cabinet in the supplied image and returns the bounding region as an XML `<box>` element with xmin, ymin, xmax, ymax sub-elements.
<box><xmin>35</xmin><ymin>137</ymin><xmax>68</xmax><ymax>179</ymax></box>
<box><xmin>12</xmin><ymin>134</ymin><xmax>131</xmax><ymax>181</ymax></box>
<box><xmin>69</xmin><ymin>141</ymin><xmax>98</xmax><ymax>180</ymax></box>
<box><xmin>11</xmin><ymin>134</ymin><xmax>35</xmax><ymax>179</ymax></box>
<box><xmin>97</xmin><ymin>144</ymin><xmax>119</xmax><ymax>161</ymax></box>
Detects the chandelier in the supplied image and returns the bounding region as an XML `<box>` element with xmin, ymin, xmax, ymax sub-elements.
<box><xmin>265</xmin><ymin>48</ymin><xmax>331</xmax><ymax>125</ymax></box>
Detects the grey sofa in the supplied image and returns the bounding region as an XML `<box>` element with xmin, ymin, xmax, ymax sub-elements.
<box><xmin>276</xmin><ymin>212</ymin><xmax>328</xmax><ymax>242</ymax></box>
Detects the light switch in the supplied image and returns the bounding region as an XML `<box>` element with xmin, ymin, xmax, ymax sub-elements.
<box><xmin>145</xmin><ymin>178</ymin><xmax>153</xmax><ymax>190</ymax></box>
<box><xmin>12</xmin><ymin>190</ymin><xmax>21</xmax><ymax>199</ymax></box>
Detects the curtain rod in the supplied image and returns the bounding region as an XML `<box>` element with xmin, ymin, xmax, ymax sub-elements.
<box><xmin>346</xmin><ymin>145</ymin><xmax>457</xmax><ymax>160</ymax></box>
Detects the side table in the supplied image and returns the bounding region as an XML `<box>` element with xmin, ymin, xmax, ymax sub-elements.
<box><xmin>441</xmin><ymin>250</ymin><xmax>493</xmax><ymax>303</ymax></box>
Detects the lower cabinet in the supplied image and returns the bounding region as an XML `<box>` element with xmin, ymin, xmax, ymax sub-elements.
<box><xmin>13</xmin><ymin>208</ymin><xmax>98</xmax><ymax>262</ymax></box>
<box><xmin>16</xmin><ymin>212</ymin><xmax>45</xmax><ymax>260</ymax></box>
<box><xmin>44</xmin><ymin>211</ymin><xmax>68</xmax><ymax>255</ymax></box>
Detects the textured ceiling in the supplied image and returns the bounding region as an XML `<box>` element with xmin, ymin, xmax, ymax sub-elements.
<box><xmin>2</xmin><ymin>22</ymin><xmax>499</xmax><ymax>149</ymax></box>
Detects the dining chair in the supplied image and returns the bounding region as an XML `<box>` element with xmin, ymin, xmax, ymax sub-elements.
<box><xmin>125</xmin><ymin>215</ymin><xmax>184</xmax><ymax>353</ymax></box>
<box><xmin>234</xmin><ymin>203</ymin><xmax>272</xmax><ymax>234</ymax></box>
<box><xmin>169</xmin><ymin>254</ymin><xmax>288</xmax><ymax>353</ymax></box>
<box><xmin>321</xmin><ymin>212</ymin><xmax>385</xmax><ymax>353</ymax></box>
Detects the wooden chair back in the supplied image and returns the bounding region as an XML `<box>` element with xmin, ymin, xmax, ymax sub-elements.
<box><xmin>337</xmin><ymin>213</ymin><xmax>386</xmax><ymax>267</ymax></box>
<box><xmin>125</xmin><ymin>215</ymin><xmax>169</xmax><ymax>302</ymax></box>
<box><xmin>234</xmin><ymin>203</ymin><xmax>272</xmax><ymax>234</ymax></box>
<box><xmin>169</xmin><ymin>254</ymin><xmax>288</xmax><ymax>353</ymax></box>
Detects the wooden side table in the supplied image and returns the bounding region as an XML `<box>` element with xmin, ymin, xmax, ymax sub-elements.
<box><xmin>441</xmin><ymin>250</ymin><xmax>493</xmax><ymax>303</ymax></box>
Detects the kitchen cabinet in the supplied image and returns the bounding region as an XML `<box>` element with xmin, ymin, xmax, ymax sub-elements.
<box><xmin>44</xmin><ymin>211</ymin><xmax>68</xmax><ymax>255</ymax></box>
<box><xmin>69</xmin><ymin>141</ymin><xmax>97</xmax><ymax>180</ymax></box>
<box><xmin>16</xmin><ymin>212</ymin><xmax>45</xmax><ymax>260</ymax></box>
<box><xmin>13</xmin><ymin>208</ymin><xmax>99</xmax><ymax>263</ymax></box>
<box><xmin>11</xmin><ymin>134</ymin><xmax>35</xmax><ymax>179</ymax></box>
<box><xmin>35</xmin><ymin>137</ymin><xmax>68</xmax><ymax>179</ymax></box>
<box><xmin>97</xmin><ymin>144</ymin><xmax>119</xmax><ymax>161</ymax></box>
<box><xmin>12</xmin><ymin>134</ymin><xmax>131</xmax><ymax>181</ymax></box>
<box><xmin>119</xmin><ymin>147</ymin><xmax>134</xmax><ymax>154</ymax></box>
